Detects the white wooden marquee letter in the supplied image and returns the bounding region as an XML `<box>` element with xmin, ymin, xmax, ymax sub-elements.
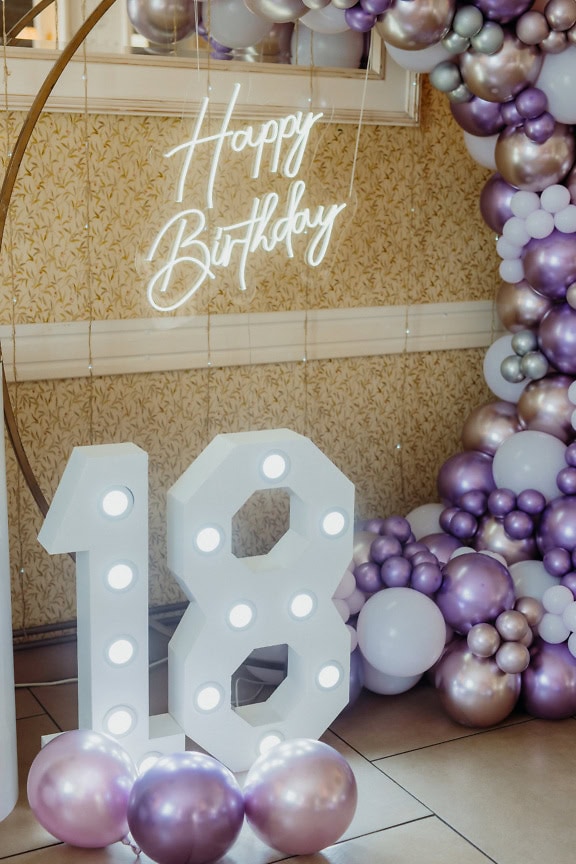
<box><xmin>38</xmin><ymin>443</ymin><xmax>184</xmax><ymax>769</ymax></box>
<box><xmin>167</xmin><ymin>428</ymin><xmax>354</xmax><ymax>772</ymax></box>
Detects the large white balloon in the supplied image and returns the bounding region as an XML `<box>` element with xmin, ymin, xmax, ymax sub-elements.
<box><xmin>536</xmin><ymin>45</ymin><xmax>576</xmax><ymax>126</ymax></box>
<box><xmin>361</xmin><ymin>657</ymin><xmax>422</xmax><ymax>695</ymax></box>
<box><xmin>357</xmin><ymin>587</ymin><xmax>446</xmax><ymax>677</ymax></box>
<box><xmin>300</xmin><ymin>4</ymin><xmax>349</xmax><ymax>32</ymax></box>
<box><xmin>208</xmin><ymin>0</ymin><xmax>273</xmax><ymax>48</ymax></box>
<box><xmin>291</xmin><ymin>23</ymin><xmax>363</xmax><ymax>66</ymax></box>
<box><xmin>483</xmin><ymin>334</ymin><xmax>529</xmax><ymax>403</ymax></box>
<box><xmin>492</xmin><ymin>430</ymin><xmax>566</xmax><ymax>501</ymax></box>
<box><xmin>509</xmin><ymin>559</ymin><xmax>560</xmax><ymax>601</ymax></box>
<box><xmin>405</xmin><ymin>502</ymin><xmax>444</xmax><ymax>539</ymax></box>
<box><xmin>385</xmin><ymin>40</ymin><xmax>452</xmax><ymax>73</ymax></box>
<box><xmin>463</xmin><ymin>131</ymin><xmax>498</xmax><ymax>170</ymax></box>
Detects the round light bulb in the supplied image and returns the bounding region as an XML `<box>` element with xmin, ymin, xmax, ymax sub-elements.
<box><xmin>105</xmin><ymin>707</ymin><xmax>135</xmax><ymax>736</ymax></box>
<box><xmin>261</xmin><ymin>452</ymin><xmax>288</xmax><ymax>481</ymax></box>
<box><xmin>138</xmin><ymin>753</ymin><xmax>161</xmax><ymax>775</ymax></box>
<box><xmin>107</xmin><ymin>638</ymin><xmax>135</xmax><ymax>666</ymax></box>
<box><xmin>321</xmin><ymin>510</ymin><xmax>347</xmax><ymax>536</ymax></box>
<box><xmin>101</xmin><ymin>487</ymin><xmax>133</xmax><ymax>518</ymax></box>
<box><xmin>317</xmin><ymin>662</ymin><xmax>342</xmax><ymax>689</ymax></box>
<box><xmin>290</xmin><ymin>592</ymin><xmax>315</xmax><ymax>619</ymax></box>
<box><xmin>228</xmin><ymin>603</ymin><xmax>254</xmax><ymax>629</ymax></box>
<box><xmin>195</xmin><ymin>526</ymin><xmax>223</xmax><ymax>553</ymax></box>
<box><xmin>106</xmin><ymin>562</ymin><xmax>135</xmax><ymax>591</ymax></box>
<box><xmin>258</xmin><ymin>732</ymin><xmax>283</xmax><ymax>755</ymax></box>
<box><xmin>195</xmin><ymin>684</ymin><xmax>223</xmax><ymax>712</ymax></box>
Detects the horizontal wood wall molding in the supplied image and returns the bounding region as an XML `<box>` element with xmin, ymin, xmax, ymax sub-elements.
<box><xmin>0</xmin><ymin>301</ymin><xmax>500</xmax><ymax>383</ymax></box>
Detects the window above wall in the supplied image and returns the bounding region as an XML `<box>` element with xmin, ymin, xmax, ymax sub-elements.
<box><xmin>1</xmin><ymin>0</ymin><xmax>420</xmax><ymax>124</ymax></box>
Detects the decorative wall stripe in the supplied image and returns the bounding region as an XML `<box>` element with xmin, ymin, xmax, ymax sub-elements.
<box><xmin>0</xmin><ymin>301</ymin><xmax>500</xmax><ymax>383</ymax></box>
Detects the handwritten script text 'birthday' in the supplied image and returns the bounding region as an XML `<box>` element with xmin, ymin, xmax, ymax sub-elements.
<box><xmin>146</xmin><ymin>83</ymin><xmax>347</xmax><ymax>312</ymax></box>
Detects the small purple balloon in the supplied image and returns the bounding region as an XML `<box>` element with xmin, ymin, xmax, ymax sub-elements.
<box><xmin>473</xmin><ymin>0</ymin><xmax>533</xmax><ymax>23</ymax></box>
<box><xmin>479</xmin><ymin>173</ymin><xmax>517</xmax><ymax>233</ymax></box>
<box><xmin>410</xmin><ymin>550</ymin><xmax>438</xmax><ymax>566</ymax></box>
<box><xmin>524</xmin><ymin>112</ymin><xmax>556</xmax><ymax>145</ymax></box>
<box><xmin>360</xmin><ymin>0</ymin><xmax>392</xmax><ymax>12</ymax></box>
<box><xmin>459</xmin><ymin>490</ymin><xmax>488</xmax><ymax>517</ymax></box>
<box><xmin>436</xmin><ymin>552</ymin><xmax>516</xmax><ymax>634</ymax></box>
<box><xmin>380</xmin><ymin>515</ymin><xmax>413</xmax><ymax>543</ymax></box>
<box><xmin>420</xmin><ymin>532</ymin><xmax>463</xmax><ymax>564</ymax></box>
<box><xmin>127</xmin><ymin>751</ymin><xmax>244</xmax><ymax>864</ymax></box>
<box><xmin>562</xmin><ymin>571</ymin><xmax>576</xmax><ymax>595</ymax></box>
<box><xmin>487</xmin><ymin>487</ymin><xmax>517</xmax><ymax>517</ymax></box>
<box><xmin>27</xmin><ymin>730</ymin><xmax>137</xmax><ymax>848</ymax></box>
<box><xmin>557</xmin><ymin>467</ymin><xmax>576</xmax><ymax>496</ymax></box>
<box><xmin>381</xmin><ymin>555</ymin><xmax>412</xmax><ymax>588</ymax></box>
<box><xmin>360</xmin><ymin>517</ymin><xmax>387</xmax><ymax>534</ymax></box>
<box><xmin>449</xmin><ymin>510</ymin><xmax>478</xmax><ymax>540</ymax></box>
<box><xmin>369</xmin><ymin>533</ymin><xmax>403</xmax><ymax>564</ymax></box>
<box><xmin>437</xmin><ymin>451</ymin><xmax>496</xmax><ymax>506</ymax></box>
<box><xmin>524</xmin><ymin>233</ymin><xmax>576</xmax><ymax>301</ymax></box>
<box><xmin>538</xmin><ymin>496</ymin><xmax>576</xmax><ymax>555</ymax></box>
<box><xmin>503</xmin><ymin>509</ymin><xmax>534</xmax><ymax>540</ymax></box>
<box><xmin>515</xmin><ymin>87</ymin><xmax>548</xmax><ymax>120</ymax></box>
<box><xmin>522</xmin><ymin>639</ymin><xmax>576</xmax><ymax>719</ymax></box>
<box><xmin>501</xmin><ymin>102</ymin><xmax>523</xmax><ymax>127</ymax></box>
<box><xmin>345</xmin><ymin>5</ymin><xmax>376</xmax><ymax>31</ymax></box>
<box><xmin>516</xmin><ymin>488</ymin><xmax>546</xmax><ymax>515</ymax></box>
<box><xmin>440</xmin><ymin>506</ymin><xmax>459</xmax><ymax>533</ymax></box>
<box><xmin>403</xmin><ymin>541</ymin><xmax>429</xmax><ymax>559</ymax></box>
<box><xmin>543</xmin><ymin>546</ymin><xmax>572</xmax><ymax>577</ymax></box>
<box><xmin>566</xmin><ymin>443</ymin><xmax>576</xmax><ymax>467</ymax></box>
<box><xmin>451</xmin><ymin>96</ymin><xmax>505</xmax><ymax>137</ymax></box>
<box><xmin>354</xmin><ymin>561</ymin><xmax>383</xmax><ymax>593</ymax></box>
<box><xmin>539</xmin><ymin>303</ymin><xmax>576</xmax><ymax>374</ymax></box>
<box><xmin>411</xmin><ymin>561</ymin><xmax>443</xmax><ymax>595</ymax></box>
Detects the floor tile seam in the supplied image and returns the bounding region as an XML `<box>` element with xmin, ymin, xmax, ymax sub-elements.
<box><xmin>433</xmin><ymin>814</ymin><xmax>499</xmax><ymax>863</ymax></box>
<box><xmin>16</xmin><ymin>689</ymin><xmax>47</xmax><ymax>722</ymax></box>
<box><xmin>0</xmin><ymin>840</ymin><xmax>63</xmax><ymax>862</ymax></box>
<box><xmin>22</xmin><ymin>694</ymin><xmax>66</xmax><ymax>737</ymax></box>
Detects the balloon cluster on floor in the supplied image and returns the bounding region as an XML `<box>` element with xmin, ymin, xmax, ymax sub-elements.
<box><xmin>27</xmin><ymin>730</ymin><xmax>357</xmax><ymax>861</ymax></box>
<box><xmin>319</xmin><ymin>0</ymin><xmax>576</xmax><ymax>728</ymax></box>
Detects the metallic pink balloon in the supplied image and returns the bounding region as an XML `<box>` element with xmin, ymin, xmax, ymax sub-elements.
<box><xmin>243</xmin><ymin>739</ymin><xmax>357</xmax><ymax>856</ymax></box>
<box><xmin>460</xmin><ymin>33</ymin><xmax>542</xmax><ymax>103</ymax></box>
<box><xmin>495</xmin><ymin>123</ymin><xmax>575</xmax><ymax>192</ymax></box>
<box><xmin>436</xmin><ymin>552</ymin><xmax>516</xmax><ymax>634</ymax></box>
<box><xmin>523</xmin><ymin>232</ymin><xmax>576</xmax><ymax>300</ymax></box>
<box><xmin>517</xmin><ymin>375</ymin><xmax>574</xmax><ymax>442</ymax></box>
<box><xmin>127</xmin><ymin>751</ymin><xmax>244</xmax><ymax>864</ymax></box>
<box><xmin>474</xmin><ymin>514</ymin><xmax>538</xmax><ymax>564</ymax></box>
<box><xmin>496</xmin><ymin>280</ymin><xmax>552</xmax><ymax>332</ymax></box>
<box><xmin>437</xmin><ymin>450</ymin><xmax>496</xmax><ymax>505</ymax></box>
<box><xmin>522</xmin><ymin>639</ymin><xmax>576</xmax><ymax>718</ymax></box>
<box><xmin>127</xmin><ymin>0</ymin><xmax>198</xmax><ymax>44</ymax></box>
<box><xmin>479</xmin><ymin>173</ymin><xmax>517</xmax><ymax>233</ymax></box>
<box><xmin>27</xmin><ymin>730</ymin><xmax>137</xmax><ymax>848</ymax></box>
<box><xmin>435</xmin><ymin>639</ymin><xmax>521</xmax><ymax>726</ymax></box>
<box><xmin>376</xmin><ymin>0</ymin><xmax>455</xmax><ymax>49</ymax></box>
<box><xmin>461</xmin><ymin>400</ymin><xmax>522</xmax><ymax>456</ymax></box>
<box><xmin>538</xmin><ymin>303</ymin><xmax>576</xmax><ymax>373</ymax></box>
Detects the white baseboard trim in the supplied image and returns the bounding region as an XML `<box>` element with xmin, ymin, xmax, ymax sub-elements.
<box><xmin>0</xmin><ymin>301</ymin><xmax>500</xmax><ymax>383</ymax></box>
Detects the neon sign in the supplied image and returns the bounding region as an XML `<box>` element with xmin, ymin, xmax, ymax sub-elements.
<box><xmin>146</xmin><ymin>83</ymin><xmax>347</xmax><ymax>312</ymax></box>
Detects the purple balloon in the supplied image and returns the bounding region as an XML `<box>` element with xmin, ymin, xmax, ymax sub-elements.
<box><xmin>437</xmin><ymin>451</ymin><xmax>495</xmax><ymax>506</ymax></box>
<box><xmin>522</xmin><ymin>639</ymin><xmax>576</xmax><ymax>719</ymax></box>
<box><xmin>354</xmin><ymin>561</ymin><xmax>383</xmax><ymax>593</ymax></box>
<box><xmin>127</xmin><ymin>752</ymin><xmax>244</xmax><ymax>864</ymax></box>
<box><xmin>561</xmin><ymin>571</ymin><xmax>576</xmax><ymax>595</ymax></box>
<box><xmin>473</xmin><ymin>0</ymin><xmax>533</xmax><ymax>23</ymax></box>
<box><xmin>451</xmin><ymin>97</ymin><xmax>505</xmax><ymax>137</ymax></box>
<box><xmin>420</xmin><ymin>531</ymin><xmax>463</xmax><ymax>564</ymax></box>
<box><xmin>440</xmin><ymin>506</ymin><xmax>459</xmax><ymax>533</ymax></box>
<box><xmin>436</xmin><ymin>552</ymin><xmax>516</xmax><ymax>634</ymax></box>
<box><xmin>380</xmin><ymin>515</ymin><xmax>413</xmax><ymax>543</ymax></box>
<box><xmin>524</xmin><ymin>112</ymin><xmax>556</xmax><ymax>145</ymax></box>
<box><xmin>410</xmin><ymin>550</ymin><xmax>438</xmax><ymax>566</ymax></box>
<box><xmin>537</xmin><ymin>496</ymin><xmax>576</xmax><ymax>555</ymax></box>
<box><xmin>479</xmin><ymin>173</ymin><xmax>517</xmax><ymax>233</ymax></box>
<box><xmin>503</xmin><ymin>509</ymin><xmax>534</xmax><ymax>540</ymax></box>
<box><xmin>515</xmin><ymin>87</ymin><xmax>548</xmax><ymax>120</ymax></box>
<box><xmin>411</xmin><ymin>561</ymin><xmax>444</xmax><ymax>595</ymax></box>
<box><xmin>244</xmin><ymin>739</ymin><xmax>357</xmax><ymax>856</ymax></box>
<box><xmin>403</xmin><ymin>541</ymin><xmax>429</xmax><ymax>558</ymax></box>
<box><xmin>543</xmin><ymin>546</ymin><xmax>572</xmax><ymax>577</ymax></box>
<box><xmin>27</xmin><ymin>730</ymin><xmax>137</xmax><ymax>848</ymax></box>
<box><xmin>369</xmin><ymin>533</ymin><xmax>403</xmax><ymax>564</ymax></box>
<box><xmin>360</xmin><ymin>0</ymin><xmax>392</xmax><ymax>12</ymax></box>
<box><xmin>516</xmin><ymin>488</ymin><xmax>546</xmax><ymax>515</ymax></box>
<box><xmin>474</xmin><ymin>514</ymin><xmax>538</xmax><ymax>564</ymax></box>
<box><xmin>449</xmin><ymin>510</ymin><xmax>478</xmax><ymax>540</ymax></box>
<box><xmin>380</xmin><ymin>555</ymin><xmax>412</xmax><ymax>588</ymax></box>
<box><xmin>459</xmin><ymin>490</ymin><xmax>488</xmax><ymax>517</ymax></box>
<box><xmin>347</xmin><ymin>647</ymin><xmax>365</xmax><ymax>707</ymax></box>
<box><xmin>557</xmin><ymin>467</ymin><xmax>576</xmax><ymax>496</ymax></box>
<box><xmin>566</xmin><ymin>442</ymin><xmax>576</xmax><ymax>467</ymax></box>
<box><xmin>523</xmin><ymin>233</ymin><xmax>576</xmax><ymax>301</ymax></box>
<box><xmin>487</xmin><ymin>487</ymin><xmax>516</xmax><ymax>517</ymax></box>
<box><xmin>361</xmin><ymin>517</ymin><xmax>387</xmax><ymax>534</ymax></box>
<box><xmin>539</xmin><ymin>303</ymin><xmax>576</xmax><ymax>374</ymax></box>
<box><xmin>501</xmin><ymin>102</ymin><xmax>523</xmax><ymax>127</ymax></box>
<box><xmin>345</xmin><ymin>5</ymin><xmax>376</xmax><ymax>31</ymax></box>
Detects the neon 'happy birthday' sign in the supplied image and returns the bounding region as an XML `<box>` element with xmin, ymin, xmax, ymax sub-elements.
<box><xmin>146</xmin><ymin>83</ymin><xmax>347</xmax><ymax>312</ymax></box>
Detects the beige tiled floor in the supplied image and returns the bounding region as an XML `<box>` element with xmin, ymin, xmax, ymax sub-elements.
<box><xmin>3</xmin><ymin>633</ymin><xmax>576</xmax><ymax>864</ymax></box>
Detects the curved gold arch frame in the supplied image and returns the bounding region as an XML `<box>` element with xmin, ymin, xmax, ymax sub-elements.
<box><xmin>1</xmin><ymin>0</ymin><xmax>117</xmax><ymax>517</ymax></box>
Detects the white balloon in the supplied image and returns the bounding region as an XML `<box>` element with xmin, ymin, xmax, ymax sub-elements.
<box><xmin>538</xmin><ymin>612</ymin><xmax>570</xmax><ymax>644</ymax></box>
<box><xmin>536</xmin><ymin>45</ymin><xmax>576</xmax><ymax>125</ymax></box>
<box><xmin>554</xmin><ymin>204</ymin><xmax>576</xmax><ymax>234</ymax></box>
<box><xmin>492</xmin><ymin>430</ymin><xmax>566</xmax><ymax>500</ymax></box>
<box><xmin>543</xmin><ymin>584</ymin><xmax>574</xmax><ymax>614</ymax></box>
<box><xmin>361</xmin><ymin>657</ymin><xmax>422</xmax><ymax>695</ymax></box>
<box><xmin>510</xmin><ymin>190</ymin><xmax>541</xmax><ymax>219</ymax></box>
<box><xmin>499</xmin><ymin>258</ymin><xmax>525</xmax><ymax>284</ymax></box>
<box><xmin>333</xmin><ymin>597</ymin><xmax>350</xmax><ymax>622</ymax></box>
<box><xmin>291</xmin><ymin>23</ymin><xmax>363</xmax><ymax>66</ymax></box>
<box><xmin>562</xmin><ymin>601</ymin><xmax>576</xmax><ymax>632</ymax></box>
<box><xmin>525</xmin><ymin>209</ymin><xmax>554</xmax><ymax>240</ymax></box>
<box><xmin>356</xmin><ymin>587</ymin><xmax>446</xmax><ymax>677</ymax></box>
<box><xmin>496</xmin><ymin>236</ymin><xmax>523</xmax><ymax>260</ymax></box>
<box><xmin>385</xmin><ymin>40</ymin><xmax>452</xmax><ymax>72</ymax></box>
<box><xmin>462</xmin><ymin>131</ymin><xmax>498</xmax><ymax>170</ymax></box>
<box><xmin>483</xmin><ymin>335</ymin><xmax>529</xmax><ymax>403</ymax></box>
<box><xmin>540</xmin><ymin>184</ymin><xmax>571</xmax><ymax>214</ymax></box>
<box><xmin>509</xmin><ymin>559</ymin><xmax>560</xmax><ymax>600</ymax></box>
<box><xmin>347</xmin><ymin>623</ymin><xmax>358</xmax><ymax>652</ymax></box>
<box><xmin>208</xmin><ymin>0</ymin><xmax>272</xmax><ymax>48</ymax></box>
<box><xmin>300</xmin><ymin>4</ymin><xmax>349</xmax><ymax>32</ymax></box>
<box><xmin>449</xmin><ymin>546</ymin><xmax>477</xmax><ymax>559</ymax></box>
<box><xmin>334</xmin><ymin>567</ymin><xmax>356</xmax><ymax>599</ymax></box>
<box><xmin>502</xmin><ymin>216</ymin><xmax>530</xmax><ymax>247</ymax></box>
<box><xmin>405</xmin><ymin>502</ymin><xmax>444</xmax><ymax>540</ymax></box>
<box><xmin>346</xmin><ymin>587</ymin><xmax>366</xmax><ymax>615</ymax></box>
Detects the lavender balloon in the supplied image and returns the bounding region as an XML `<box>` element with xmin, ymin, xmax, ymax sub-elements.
<box><xmin>369</xmin><ymin>533</ymin><xmax>403</xmax><ymax>563</ymax></box>
<box><xmin>522</xmin><ymin>639</ymin><xmax>576</xmax><ymax>719</ymax></box>
<box><xmin>451</xmin><ymin>96</ymin><xmax>505</xmax><ymax>137</ymax></box>
<box><xmin>127</xmin><ymin>752</ymin><xmax>244</xmax><ymax>864</ymax></box>
<box><xmin>436</xmin><ymin>552</ymin><xmax>516</xmax><ymax>634</ymax></box>
<box><xmin>353</xmin><ymin>561</ymin><xmax>383</xmax><ymax>593</ymax></box>
<box><xmin>244</xmin><ymin>739</ymin><xmax>357</xmax><ymax>856</ymax></box>
<box><xmin>515</xmin><ymin>87</ymin><xmax>548</xmax><ymax>120</ymax></box>
<box><xmin>537</xmin><ymin>496</ymin><xmax>576</xmax><ymax>555</ymax></box>
<box><xmin>539</xmin><ymin>304</ymin><xmax>576</xmax><ymax>375</ymax></box>
<box><xmin>524</xmin><ymin>112</ymin><xmax>556</xmax><ymax>145</ymax></box>
<box><xmin>437</xmin><ymin>450</ymin><xmax>495</xmax><ymax>505</ymax></box>
<box><xmin>27</xmin><ymin>730</ymin><xmax>137</xmax><ymax>848</ymax></box>
<box><xmin>345</xmin><ymin>4</ymin><xmax>376</xmax><ymax>30</ymax></box>
<box><xmin>479</xmin><ymin>173</ymin><xmax>516</xmax><ymax>233</ymax></box>
<box><xmin>523</xmin><ymin>232</ymin><xmax>576</xmax><ymax>301</ymax></box>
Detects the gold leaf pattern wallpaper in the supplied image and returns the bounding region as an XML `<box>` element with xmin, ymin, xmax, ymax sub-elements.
<box><xmin>1</xmin><ymin>78</ymin><xmax>497</xmax><ymax>630</ymax></box>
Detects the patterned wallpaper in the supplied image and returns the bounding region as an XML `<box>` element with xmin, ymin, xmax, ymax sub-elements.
<box><xmin>1</xmin><ymin>79</ymin><xmax>497</xmax><ymax>630</ymax></box>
